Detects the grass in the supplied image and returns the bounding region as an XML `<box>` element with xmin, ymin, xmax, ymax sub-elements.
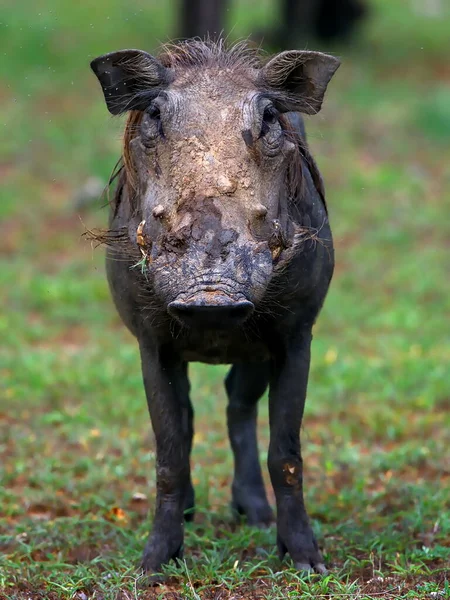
<box><xmin>1</xmin><ymin>0</ymin><xmax>450</xmax><ymax>598</ymax></box>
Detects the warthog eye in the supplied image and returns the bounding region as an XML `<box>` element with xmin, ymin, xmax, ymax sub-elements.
<box><xmin>140</xmin><ymin>102</ymin><xmax>164</xmax><ymax>146</ymax></box>
<box><xmin>147</xmin><ymin>103</ymin><xmax>161</xmax><ymax>120</ymax></box>
<box><xmin>259</xmin><ymin>105</ymin><xmax>279</xmax><ymax>138</ymax></box>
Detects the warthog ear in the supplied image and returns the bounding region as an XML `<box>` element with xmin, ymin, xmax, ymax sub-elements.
<box><xmin>90</xmin><ymin>49</ymin><xmax>171</xmax><ymax>115</ymax></box>
<box><xmin>261</xmin><ymin>50</ymin><xmax>340</xmax><ymax>115</ymax></box>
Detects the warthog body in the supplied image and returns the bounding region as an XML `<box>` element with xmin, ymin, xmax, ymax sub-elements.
<box><xmin>90</xmin><ymin>40</ymin><xmax>340</xmax><ymax>575</ymax></box>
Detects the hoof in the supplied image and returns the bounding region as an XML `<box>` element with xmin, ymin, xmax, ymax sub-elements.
<box><xmin>231</xmin><ymin>493</ymin><xmax>274</xmax><ymax>528</ymax></box>
<box><xmin>294</xmin><ymin>561</ymin><xmax>328</xmax><ymax>576</ymax></box>
<box><xmin>137</xmin><ymin>572</ymin><xmax>168</xmax><ymax>588</ymax></box>
<box><xmin>141</xmin><ymin>533</ymin><xmax>184</xmax><ymax>576</ymax></box>
<box><xmin>277</xmin><ymin>531</ymin><xmax>327</xmax><ymax>575</ymax></box>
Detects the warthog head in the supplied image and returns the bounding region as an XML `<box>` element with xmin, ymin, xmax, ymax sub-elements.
<box><xmin>91</xmin><ymin>41</ymin><xmax>339</xmax><ymax>328</ymax></box>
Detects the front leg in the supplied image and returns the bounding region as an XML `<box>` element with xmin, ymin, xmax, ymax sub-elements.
<box><xmin>268</xmin><ymin>329</ymin><xmax>327</xmax><ymax>574</ymax></box>
<box><xmin>139</xmin><ymin>341</ymin><xmax>192</xmax><ymax>574</ymax></box>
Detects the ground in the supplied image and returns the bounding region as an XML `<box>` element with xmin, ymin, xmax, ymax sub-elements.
<box><xmin>1</xmin><ymin>0</ymin><xmax>449</xmax><ymax>598</ymax></box>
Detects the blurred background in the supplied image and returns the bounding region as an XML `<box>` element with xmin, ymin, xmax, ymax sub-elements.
<box><xmin>1</xmin><ymin>0</ymin><xmax>449</xmax><ymax>597</ymax></box>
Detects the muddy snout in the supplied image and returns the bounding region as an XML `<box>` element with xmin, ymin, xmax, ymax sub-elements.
<box><xmin>168</xmin><ymin>291</ymin><xmax>254</xmax><ymax>329</ymax></box>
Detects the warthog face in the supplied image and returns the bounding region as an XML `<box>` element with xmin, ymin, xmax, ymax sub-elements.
<box><xmin>91</xmin><ymin>42</ymin><xmax>339</xmax><ymax>328</ymax></box>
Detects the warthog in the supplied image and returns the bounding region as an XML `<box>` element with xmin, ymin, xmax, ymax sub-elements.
<box><xmin>90</xmin><ymin>39</ymin><xmax>340</xmax><ymax>575</ymax></box>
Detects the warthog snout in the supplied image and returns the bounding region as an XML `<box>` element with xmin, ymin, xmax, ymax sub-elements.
<box><xmin>168</xmin><ymin>292</ymin><xmax>254</xmax><ymax>328</ymax></box>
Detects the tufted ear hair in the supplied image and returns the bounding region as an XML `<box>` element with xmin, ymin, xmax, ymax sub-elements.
<box><xmin>90</xmin><ymin>49</ymin><xmax>172</xmax><ymax>115</ymax></box>
<box><xmin>260</xmin><ymin>50</ymin><xmax>340</xmax><ymax>115</ymax></box>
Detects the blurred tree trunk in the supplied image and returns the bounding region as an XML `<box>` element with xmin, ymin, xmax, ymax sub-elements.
<box><xmin>280</xmin><ymin>0</ymin><xmax>366</xmax><ymax>45</ymax></box>
<box><xmin>280</xmin><ymin>0</ymin><xmax>318</xmax><ymax>46</ymax></box>
<box><xmin>178</xmin><ymin>0</ymin><xmax>367</xmax><ymax>46</ymax></box>
<box><xmin>180</xmin><ymin>0</ymin><xmax>228</xmax><ymax>39</ymax></box>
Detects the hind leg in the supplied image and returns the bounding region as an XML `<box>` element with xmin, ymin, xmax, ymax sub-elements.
<box><xmin>225</xmin><ymin>362</ymin><xmax>274</xmax><ymax>527</ymax></box>
<box><xmin>180</xmin><ymin>363</ymin><xmax>195</xmax><ymax>522</ymax></box>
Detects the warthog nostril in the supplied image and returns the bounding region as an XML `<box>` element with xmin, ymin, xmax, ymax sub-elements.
<box><xmin>168</xmin><ymin>296</ymin><xmax>254</xmax><ymax>329</ymax></box>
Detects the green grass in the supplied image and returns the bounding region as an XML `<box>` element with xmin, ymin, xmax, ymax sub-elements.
<box><xmin>1</xmin><ymin>0</ymin><xmax>450</xmax><ymax>598</ymax></box>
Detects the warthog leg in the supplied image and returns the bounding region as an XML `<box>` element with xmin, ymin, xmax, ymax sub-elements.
<box><xmin>268</xmin><ymin>329</ymin><xmax>327</xmax><ymax>574</ymax></box>
<box><xmin>226</xmin><ymin>362</ymin><xmax>274</xmax><ymax>527</ymax></box>
<box><xmin>140</xmin><ymin>342</ymin><xmax>194</xmax><ymax>573</ymax></box>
